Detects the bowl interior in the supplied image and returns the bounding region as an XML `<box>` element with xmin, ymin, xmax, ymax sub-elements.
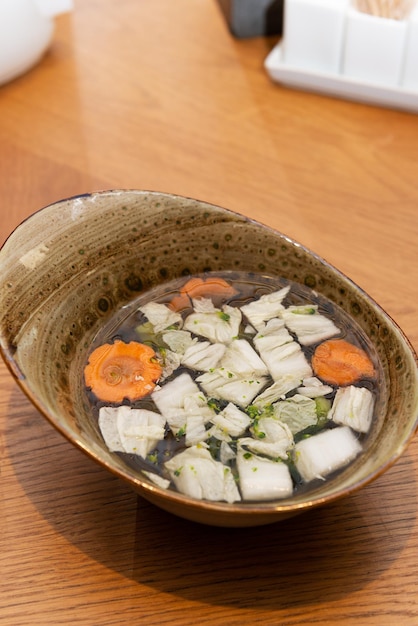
<box><xmin>1</xmin><ymin>190</ymin><xmax>417</xmax><ymax>526</ymax></box>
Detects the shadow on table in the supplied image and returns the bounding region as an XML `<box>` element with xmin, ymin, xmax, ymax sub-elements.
<box><xmin>6</xmin><ymin>389</ymin><xmax>417</xmax><ymax>611</ymax></box>
<box><xmin>131</xmin><ymin>462</ymin><xmax>417</xmax><ymax>609</ymax></box>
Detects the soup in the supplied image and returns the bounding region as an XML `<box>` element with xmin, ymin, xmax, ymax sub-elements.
<box><xmin>84</xmin><ymin>271</ymin><xmax>382</xmax><ymax>503</ymax></box>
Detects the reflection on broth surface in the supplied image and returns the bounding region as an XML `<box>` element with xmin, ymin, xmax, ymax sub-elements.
<box><xmin>84</xmin><ymin>271</ymin><xmax>383</xmax><ymax>504</ymax></box>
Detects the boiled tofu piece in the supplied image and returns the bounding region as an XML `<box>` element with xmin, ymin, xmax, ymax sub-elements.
<box><xmin>294</xmin><ymin>425</ymin><xmax>362</xmax><ymax>482</ymax></box>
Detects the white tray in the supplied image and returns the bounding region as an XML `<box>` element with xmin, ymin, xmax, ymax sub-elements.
<box><xmin>265</xmin><ymin>43</ymin><xmax>418</xmax><ymax>113</ymax></box>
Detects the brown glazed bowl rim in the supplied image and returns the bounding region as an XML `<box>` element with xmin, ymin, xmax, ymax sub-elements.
<box><xmin>1</xmin><ymin>190</ymin><xmax>417</xmax><ymax>527</ymax></box>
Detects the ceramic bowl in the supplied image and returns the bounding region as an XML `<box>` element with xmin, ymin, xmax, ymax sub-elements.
<box><xmin>1</xmin><ymin>190</ymin><xmax>417</xmax><ymax>527</ymax></box>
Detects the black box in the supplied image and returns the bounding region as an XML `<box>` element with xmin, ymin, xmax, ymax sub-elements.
<box><xmin>217</xmin><ymin>0</ymin><xmax>283</xmax><ymax>38</ymax></box>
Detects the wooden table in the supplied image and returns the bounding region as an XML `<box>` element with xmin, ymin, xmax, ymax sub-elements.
<box><xmin>1</xmin><ymin>1</ymin><xmax>417</xmax><ymax>624</ymax></box>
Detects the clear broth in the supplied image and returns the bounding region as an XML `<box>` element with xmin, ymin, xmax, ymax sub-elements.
<box><xmin>85</xmin><ymin>271</ymin><xmax>383</xmax><ymax>500</ymax></box>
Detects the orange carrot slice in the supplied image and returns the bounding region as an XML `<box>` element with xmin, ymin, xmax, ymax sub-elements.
<box><xmin>84</xmin><ymin>340</ymin><xmax>162</xmax><ymax>402</ymax></box>
<box><xmin>312</xmin><ymin>338</ymin><xmax>375</xmax><ymax>386</ymax></box>
<box><xmin>169</xmin><ymin>277</ymin><xmax>238</xmax><ymax>311</ymax></box>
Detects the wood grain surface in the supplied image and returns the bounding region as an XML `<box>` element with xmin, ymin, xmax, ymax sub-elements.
<box><xmin>0</xmin><ymin>1</ymin><xmax>417</xmax><ymax>624</ymax></box>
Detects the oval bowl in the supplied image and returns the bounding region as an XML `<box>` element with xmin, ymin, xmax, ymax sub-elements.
<box><xmin>0</xmin><ymin>190</ymin><xmax>417</xmax><ymax>527</ymax></box>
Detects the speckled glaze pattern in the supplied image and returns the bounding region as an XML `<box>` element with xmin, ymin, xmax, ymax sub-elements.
<box><xmin>1</xmin><ymin>190</ymin><xmax>417</xmax><ymax>526</ymax></box>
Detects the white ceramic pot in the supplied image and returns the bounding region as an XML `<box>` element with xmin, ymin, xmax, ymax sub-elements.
<box><xmin>0</xmin><ymin>0</ymin><xmax>73</xmax><ymax>86</ymax></box>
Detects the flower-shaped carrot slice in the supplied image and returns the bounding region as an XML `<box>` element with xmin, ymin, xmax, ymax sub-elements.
<box><xmin>84</xmin><ymin>340</ymin><xmax>162</xmax><ymax>402</ymax></box>
<box><xmin>312</xmin><ymin>338</ymin><xmax>375</xmax><ymax>386</ymax></box>
<box><xmin>169</xmin><ymin>277</ymin><xmax>238</xmax><ymax>311</ymax></box>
